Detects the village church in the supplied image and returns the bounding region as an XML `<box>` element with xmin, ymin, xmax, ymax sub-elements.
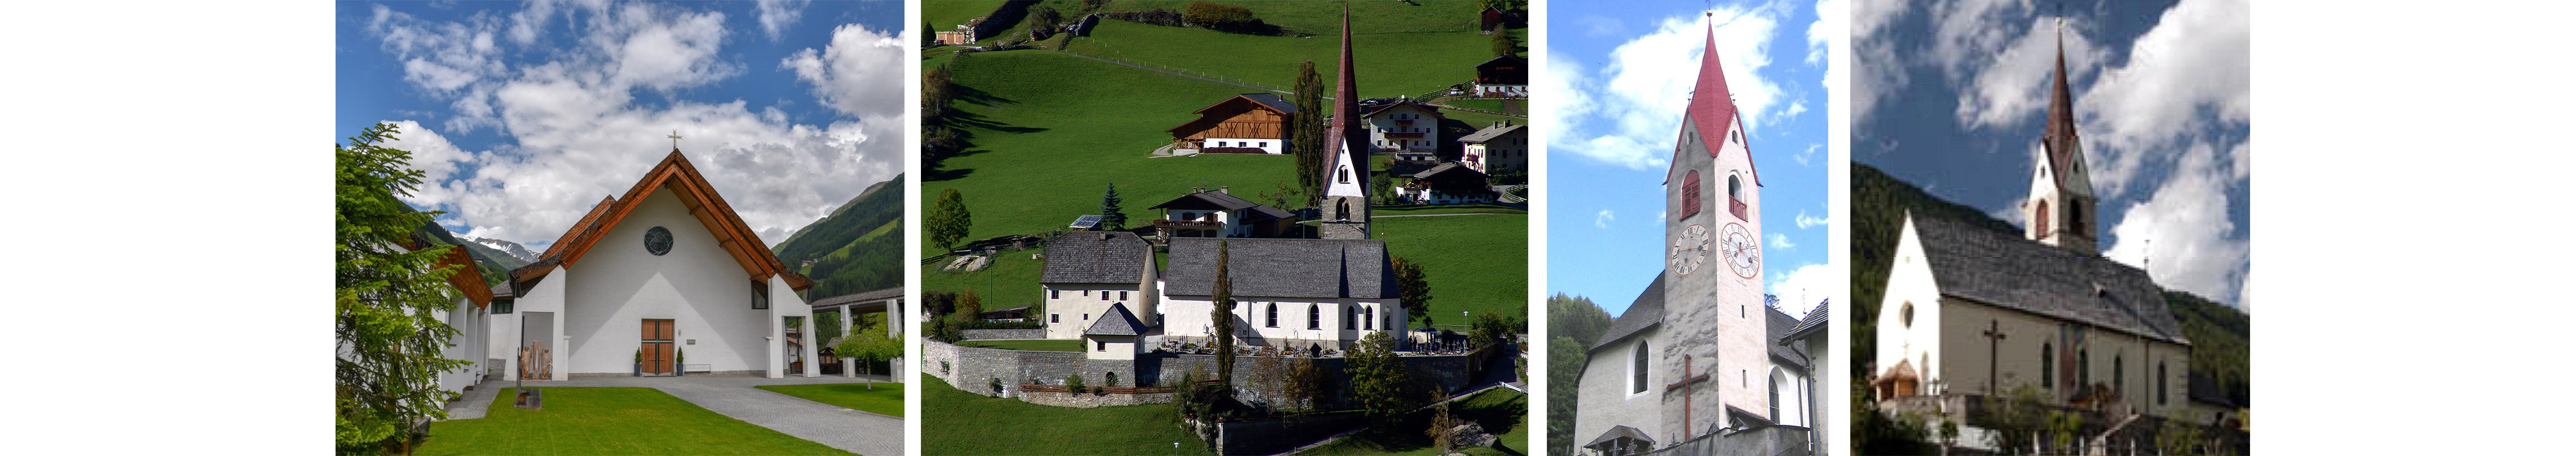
<box><xmin>1868</xmin><ymin>23</ymin><xmax>2235</xmax><ymax>451</ymax></box>
<box><xmin>1574</xmin><ymin>20</ymin><xmax>1823</xmax><ymax>456</ymax></box>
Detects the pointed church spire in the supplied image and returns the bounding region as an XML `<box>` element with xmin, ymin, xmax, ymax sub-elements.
<box><xmin>2044</xmin><ymin>19</ymin><xmax>2080</xmax><ymax>174</ymax></box>
<box><xmin>1677</xmin><ymin>11</ymin><xmax>1759</xmax><ymax>186</ymax></box>
<box><xmin>1323</xmin><ymin>1</ymin><xmax>1363</xmax><ymax>183</ymax></box>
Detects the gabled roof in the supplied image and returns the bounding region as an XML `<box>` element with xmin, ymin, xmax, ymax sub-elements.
<box><xmin>405</xmin><ymin>222</ymin><xmax>493</xmax><ymax>308</ymax></box>
<box><xmin>1474</xmin><ymin>54</ymin><xmax>1525</xmax><ymax>70</ymax></box>
<box><xmin>508</xmin><ymin>150</ymin><xmax>811</xmax><ymax>291</ymax></box>
<box><xmin>1590</xmin><ymin>273</ymin><xmax>1666</xmax><ymax>351</ymax></box>
<box><xmin>1147</xmin><ymin>190</ymin><xmax>1296</xmax><ymax>221</ymax></box>
<box><xmin>1041</xmin><ymin>231</ymin><xmax>1152</xmax><ymax>284</ymax></box>
<box><xmin>1581</xmin><ymin>425</ymin><xmax>1655</xmax><ymax>451</ymax></box>
<box><xmin>1781</xmin><ymin>299</ymin><xmax>1828</xmax><ymax>341</ymax></box>
<box><xmin>1086</xmin><ymin>302</ymin><xmax>1146</xmax><ymax>336</ymax></box>
<box><xmin>811</xmin><ymin>287</ymin><xmax>906</xmax><ymax>307</ymax></box>
<box><xmin>1908</xmin><ymin>213</ymin><xmax>2187</xmax><ymax>344</ymax></box>
<box><xmin>1766</xmin><ymin>306</ymin><xmax>1809</xmax><ymax>370</ymax></box>
<box><xmin>1319</xmin><ymin>3</ymin><xmax>1369</xmax><ymax>196</ymax></box>
<box><xmin>1669</xmin><ymin>21</ymin><xmax>1762</xmax><ymax>187</ymax></box>
<box><xmin>1166</xmin><ymin>94</ymin><xmax>1300</xmax><ymax>133</ymax></box>
<box><xmin>1162</xmin><ymin>238</ymin><xmax>1395</xmax><ymax>299</ymax></box>
<box><xmin>1409</xmin><ymin>162</ymin><xmax>1488</xmax><ymax>181</ymax></box>
<box><xmin>1358</xmin><ymin>99</ymin><xmax>1447</xmax><ymax>121</ymax></box>
<box><xmin>1456</xmin><ymin>123</ymin><xmax>1525</xmax><ymax>143</ymax></box>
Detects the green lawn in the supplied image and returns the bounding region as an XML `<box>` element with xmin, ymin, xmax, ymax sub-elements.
<box><xmin>1062</xmin><ymin>20</ymin><xmax>1492</xmax><ymax>97</ymax></box>
<box><xmin>1438</xmin><ymin>99</ymin><xmax>1524</xmax><ymax>115</ymax></box>
<box><xmin>1293</xmin><ymin>388</ymin><xmax>1530</xmax><ymax>455</ymax></box>
<box><xmin>1097</xmin><ymin>0</ymin><xmax>1488</xmax><ymax>35</ymax></box>
<box><xmin>924</xmin><ymin>373</ymin><xmax>1214</xmax><ymax>455</ymax></box>
<box><xmin>924</xmin><ymin>249</ymin><xmax>1046</xmax><ymax>311</ymax></box>
<box><xmin>416</xmin><ymin>387</ymin><xmax>850</xmax><ymax>455</ymax></box>
<box><xmin>1371</xmin><ymin>214</ymin><xmax>1529</xmax><ymax>327</ymax></box>
<box><xmin>924</xmin><ymin>1</ymin><xmax>1011</xmax><ymax>37</ymax></box>
<box><xmin>756</xmin><ymin>383</ymin><xmax>908</xmax><ymax>418</ymax></box>
<box><xmin>925</xmin><ymin>50</ymin><xmax>1300</xmax><ymax>257</ymax></box>
<box><xmin>1374</xmin><ymin>203</ymin><xmax>1526</xmax><ymax>216</ymax></box>
<box><xmin>962</xmin><ymin>339</ymin><xmax>1087</xmax><ymax>352</ymax></box>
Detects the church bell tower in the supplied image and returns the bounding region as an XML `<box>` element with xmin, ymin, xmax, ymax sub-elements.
<box><xmin>1318</xmin><ymin>3</ymin><xmax>1371</xmax><ymax>240</ymax></box>
<box><xmin>2025</xmin><ymin>21</ymin><xmax>2098</xmax><ymax>255</ymax></box>
<box><xmin>1656</xmin><ymin>14</ymin><xmax>1772</xmax><ymax>441</ymax></box>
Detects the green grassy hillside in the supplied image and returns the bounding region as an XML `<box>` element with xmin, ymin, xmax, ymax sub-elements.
<box><xmin>1372</xmin><ymin>213</ymin><xmax>1526</xmax><ymax>327</ymax></box>
<box><xmin>1062</xmin><ymin>20</ymin><xmax>1489</xmax><ymax>97</ymax></box>
<box><xmin>923</xmin><ymin>372</ymin><xmax>1214</xmax><ymax>455</ymax></box>
<box><xmin>772</xmin><ymin>175</ymin><xmax>906</xmax><ymax>298</ymax></box>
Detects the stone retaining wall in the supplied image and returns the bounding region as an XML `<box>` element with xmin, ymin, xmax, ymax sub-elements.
<box><xmin>924</xmin><ymin>339</ymin><xmax>1475</xmax><ymax>409</ymax></box>
<box><xmin>1017</xmin><ymin>388</ymin><xmax>1177</xmax><ymax>408</ymax></box>
<box><xmin>961</xmin><ymin>328</ymin><xmax>1046</xmax><ymax>340</ymax></box>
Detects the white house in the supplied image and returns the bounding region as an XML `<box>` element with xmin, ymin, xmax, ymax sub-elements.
<box><xmin>1457</xmin><ymin>122</ymin><xmax>1528</xmax><ymax>175</ymax></box>
<box><xmin>1038</xmin><ymin>231</ymin><xmax>1157</xmax><ymax>340</ymax></box>
<box><xmin>1360</xmin><ymin>99</ymin><xmax>1445</xmax><ymax>154</ymax></box>
<box><xmin>1399</xmin><ymin>163</ymin><xmax>1496</xmax><ymax>205</ymax></box>
<box><xmin>1167</xmin><ymin>93</ymin><xmax>1298</xmax><ymax>154</ymax></box>
<box><xmin>1145</xmin><ymin>187</ymin><xmax>1300</xmax><ymax>239</ymax></box>
<box><xmin>487</xmin><ymin>150</ymin><xmax>821</xmax><ymax>380</ymax></box>
<box><xmin>412</xmin><ymin>226</ymin><xmax>497</xmax><ymax>397</ymax></box>
<box><xmin>1157</xmin><ymin>238</ymin><xmax>1402</xmax><ymax>350</ymax></box>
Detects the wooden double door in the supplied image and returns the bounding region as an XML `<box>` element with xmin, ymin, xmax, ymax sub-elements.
<box><xmin>641</xmin><ymin>319</ymin><xmax>675</xmax><ymax>375</ymax></box>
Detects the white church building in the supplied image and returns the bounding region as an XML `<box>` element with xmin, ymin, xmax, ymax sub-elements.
<box><xmin>1574</xmin><ymin>22</ymin><xmax>1816</xmax><ymax>456</ymax></box>
<box><xmin>486</xmin><ymin>150</ymin><xmax>822</xmax><ymax>380</ymax></box>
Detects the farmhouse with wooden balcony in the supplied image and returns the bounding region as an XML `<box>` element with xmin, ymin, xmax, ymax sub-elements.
<box><xmin>1167</xmin><ymin>93</ymin><xmax>1298</xmax><ymax>154</ymax></box>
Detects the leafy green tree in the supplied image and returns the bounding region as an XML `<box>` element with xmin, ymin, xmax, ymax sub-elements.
<box><xmin>1347</xmin><ymin>331</ymin><xmax>1418</xmax><ymax>422</ymax></box>
<box><xmin>957</xmin><ymin>288</ymin><xmax>984</xmax><ymax>320</ymax></box>
<box><xmin>928</xmin><ymin>188</ymin><xmax>973</xmax><ymax>251</ymax></box>
<box><xmin>336</xmin><ymin>122</ymin><xmax>472</xmax><ymax>455</ymax></box>
<box><xmin>1211</xmin><ymin>241</ymin><xmax>1237</xmax><ymax>385</ymax></box>
<box><xmin>1470</xmin><ymin>311</ymin><xmax>1510</xmax><ymax>352</ymax></box>
<box><xmin>1491</xmin><ymin>28</ymin><xmax>1516</xmax><ymax>56</ymax></box>
<box><xmin>1370</xmin><ymin>172</ymin><xmax>1392</xmax><ymax>204</ymax></box>
<box><xmin>1393</xmin><ymin>256</ymin><xmax>1432</xmax><ymax>328</ymax></box>
<box><xmin>835</xmin><ymin>318</ymin><xmax>902</xmax><ymax>390</ymax></box>
<box><xmin>1545</xmin><ymin>335</ymin><xmax>1587</xmax><ymax>455</ymax></box>
<box><xmin>1098</xmin><ymin>182</ymin><xmax>1127</xmax><ymax>230</ymax></box>
<box><xmin>815</xmin><ymin>311</ymin><xmax>843</xmax><ymax>344</ymax></box>
<box><xmin>924</xmin><ymin>65</ymin><xmax>955</xmax><ymax>124</ymax></box>
<box><xmin>1290</xmin><ymin>60</ymin><xmax>1324</xmax><ymax>205</ymax></box>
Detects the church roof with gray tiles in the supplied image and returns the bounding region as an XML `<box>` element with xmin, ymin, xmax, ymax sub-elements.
<box><xmin>1040</xmin><ymin>231</ymin><xmax>1152</xmax><ymax>284</ymax></box>
<box><xmin>1589</xmin><ymin>273</ymin><xmax>1666</xmax><ymax>352</ymax></box>
<box><xmin>1911</xmin><ymin>213</ymin><xmax>2190</xmax><ymax>344</ymax></box>
<box><xmin>1767</xmin><ymin>305</ymin><xmax>1810</xmax><ymax>369</ymax></box>
<box><xmin>1161</xmin><ymin>238</ymin><xmax>1395</xmax><ymax>300</ymax></box>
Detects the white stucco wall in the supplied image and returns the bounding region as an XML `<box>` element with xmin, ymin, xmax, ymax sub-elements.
<box><xmin>1086</xmin><ymin>336</ymin><xmax>1138</xmax><ymax>360</ymax></box>
<box><xmin>1364</xmin><ymin>106</ymin><xmax>1440</xmax><ymax>151</ymax></box>
<box><xmin>1202</xmin><ymin>137</ymin><xmax>1284</xmax><ymax>154</ymax></box>
<box><xmin>1575</xmin><ymin>329</ymin><xmax>1664</xmax><ymax>451</ymax></box>
<box><xmin>1041</xmin><ymin>283</ymin><xmax>1144</xmax><ymax>339</ymax></box>
<box><xmin>496</xmin><ymin>265</ymin><xmax>570</xmax><ymax>380</ymax></box>
<box><xmin>555</xmin><ymin>187</ymin><xmax>811</xmax><ymax>377</ymax></box>
<box><xmin>1325</xmin><ymin>143</ymin><xmax>1366</xmax><ymax>199</ymax></box>
<box><xmin>438</xmin><ymin>293</ymin><xmax>488</xmax><ymax>394</ymax></box>
<box><xmin>1158</xmin><ymin>294</ymin><xmax>1399</xmax><ymax>346</ymax></box>
<box><xmin>1878</xmin><ymin>216</ymin><xmax>1946</xmax><ymax>394</ymax></box>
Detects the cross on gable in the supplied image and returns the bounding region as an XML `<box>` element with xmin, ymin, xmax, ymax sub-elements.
<box><xmin>1665</xmin><ymin>354</ymin><xmax>1713</xmax><ymax>440</ymax></box>
<box><xmin>668</xmin><ymin>130</ymin><xmax>683</xmax><ymax>150</ymax></box>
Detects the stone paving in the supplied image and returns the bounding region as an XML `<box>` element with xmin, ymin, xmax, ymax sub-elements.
<box><xmin>440</xmin><ymin>373</ymin><xmax>905</xmax><ymax>456</ymax></box>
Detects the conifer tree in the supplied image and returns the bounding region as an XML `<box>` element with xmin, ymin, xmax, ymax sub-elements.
<box><xmin>1099</xmin><ymin>182</ymin><xmax>1127</xmax><ymax>231</ymax></box>
<box><xmin>336</xmin><ymin>122</ymin><xmax>471</xmax><ymax>454</ymax></box>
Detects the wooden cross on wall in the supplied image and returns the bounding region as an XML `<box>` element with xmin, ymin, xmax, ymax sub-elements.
<box><xmin>1665</xmin><ymin>354</ymin><xmax>1712</xmax><ymax>438</ymax></box>
<box><xmin>1982</xmin><ymin>320</ymin><xmax>2008</xmax><ymax>395</ymax></box>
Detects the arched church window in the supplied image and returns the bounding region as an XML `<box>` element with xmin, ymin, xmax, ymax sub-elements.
<box><xmin>2114</xmin><ymin>355</ymin><xmax>2124</xmax><ymax>393</ymax></box>
<box><xmin>2036</xmin><ymin>200</ymin><xmax>2050</xmax><ymax>235</ymax></box>
<box><xmin>1344</xmin><ymin>306</ymin><xmax>1355</xmax><ymax>330</ymax></box>
<box><xmin>2042</xmin><ymin>343</ymin><xmax>2054</xmax><ymax>389</ymax></box>
<box><xmin>1265</xmin><ymin>304</ymin><xmax>1278</xmax><ymax>328</ymax></box>
<box><xmin>1339</xmin><ymin>166</ymin><xmax>1351</xmax><ymax>183</ymax></box>
<box><xmin>2158</xmin><ymin>362</ymin><xmax>2169</xmax><ymax>405</ymax></box>
<box><xmin>1899</xmin><ymin>302</ymin><xmax>1914</xmax><ymax>328</ymax></box>
<box><xmin>1680</xmin><ymin>170</ymin><xmax>1701</xmax><ymax>218</ymax></box>
<box><xmin>2079</xmin><ymin>349</ymin><xmax>2090</xmax><ymax>388</ymax></box>
<box><xmin>1727</xmin><ymin>174</ymin><xmax>1746</xmax><ymax>219</ymax></box>
<box><xmin>1767</xmin><ymin>370</ymin><xmax>1781</xmax><ymax>422</ymax></box>
<box><xmin>2071</xmin><ymin>203</ymin><xmax>2085</xmax><ymax>234</ymax></box>
<box><xmin>1631</xmin><ymin>341</ymin><xmax>1650</xmax><ymax>394</ymax></box>
<box><xmin>1336</xmin><ymin>200</ymin><xmax>1351</xmax><ymax>221</ymax></box>
<box><xmin>1308</xmin><ymin>304</ymin><xmax>1321</xmax><ymax>330</ymax></box>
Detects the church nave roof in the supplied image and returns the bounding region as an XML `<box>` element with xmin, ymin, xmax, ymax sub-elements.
<box><xmin>1909</xmin><ymin>213</ymin><xmax>2187</xmax><ymax>344</ymax></box>
<box><xmin>1589</xmin><ymin>273</ymin><xmax>1667</xmax><ymax>352</ymax></box>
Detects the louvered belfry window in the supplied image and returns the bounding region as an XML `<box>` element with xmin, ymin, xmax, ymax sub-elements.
<box><xmin>1680</xmin><ymin>170</ymin><xmax>1702</xmax><ymax>218</ymax></box>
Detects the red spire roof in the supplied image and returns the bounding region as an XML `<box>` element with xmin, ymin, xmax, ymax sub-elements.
<box><xmin>2041</xmin><ymin>23</ymin><xmax>2086</xmax><ymax>190</ymax></box>
<box><xmin>1322</xmin><ymin>2</ymin><xmax>1365</xmax><ymax>185</ymax></box>
<box><xmin>1677</xmin><ymin>16</ymin><xmax>1760</xmax><ymax>186</ymax></box>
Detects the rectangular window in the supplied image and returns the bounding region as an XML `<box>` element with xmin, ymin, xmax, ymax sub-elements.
<box><xmin>751</xmin><ymin>280</ymin><xmax>769</xmax><ymax>310</ymax></box>
<box><xmin>1083</xmin><ymin>313</ymin><xmax>1090</xmax><ymax>321</ymax></box>
<box><xmin>1051</xmin><ymin>290</ymin><xmax>1060</xmax><ymax>299</ymax></box>
<box><xmin>491</xmin><ymin>300</ymin><xmax>514</xmax><ymax>314</ymax></box>
<box><xmin>1119</xmin><ymin>291</ymin><xmax>1130</xmax><ymax>300</ymax></box>
<box><xmin>1051</xmin><ymin>314</ymin><xmax>1061</xmax><ymax>323</ymax></box>
<box><xmin>1097</xmin><ymin>340</ymin><xmax>1108</xmax><ymax>352</ymax></box>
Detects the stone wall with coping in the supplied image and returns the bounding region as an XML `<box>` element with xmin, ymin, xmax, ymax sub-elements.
<box><xmin>926</xmin><ymin>339</ymin><xmax>1477</xmax><ymax>409</ymax></box>
<box><xmin>962</xmin><ymin>328</ymin><xmax>1046</xmax><ymax>340</ymax></box>
<box><xmin>1017</xmin><ymin>388</ymin><xmax>1176</xmax><ymax>407</ymax></box>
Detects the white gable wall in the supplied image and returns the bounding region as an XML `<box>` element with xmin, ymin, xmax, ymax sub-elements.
<box><xmin>559</xmin><ymin>187</ymin><xmax>811</xmax><ymax>377</ymax></box>
<box><xmin>1878</xmin><ymin>216</ymin><xmax>1946</xmax><ymax>393</ymax></box>
<box><xmin>1041</xmin><ymin>283</ymin><xmax>1142</xmax><ymax>339</ymax></box>
<box><xmin>1574</xmin><ymin>327</ymin><xmax>1665</xmax><ymax>450</ymax></box>
<box><xmin>1158</xmin><ymin>293</ymin><xmax>1398</xmax><ymax>348</ymax></box>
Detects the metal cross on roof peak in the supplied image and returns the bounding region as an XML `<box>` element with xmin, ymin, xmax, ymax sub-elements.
<box><xmin>668</xmin><ymin>130</ymin><xmax>683</xmax><ymax>150</ymax></box>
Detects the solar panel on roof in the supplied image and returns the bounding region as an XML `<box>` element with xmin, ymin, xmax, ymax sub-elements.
<box><xmin>1068</xmin><ymin>214</ymin><xmax>1103</xmax><ymax>229</ymax></box>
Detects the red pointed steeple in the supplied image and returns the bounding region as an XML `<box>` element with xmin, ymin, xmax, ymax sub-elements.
<box><xmin>1322</xmin><ymin>2</ymin><xmax>1365</xmax><ymax>186</ymax></box>
<box><xmin>2041</xmin><ymin>19</ymin><xmax>2089</xmax><ymax>195</ymax></box>
<box><xmin>1677</xmin><ymin>14</ymin><xmax>1759</xmax><ymax>186</ymax></box>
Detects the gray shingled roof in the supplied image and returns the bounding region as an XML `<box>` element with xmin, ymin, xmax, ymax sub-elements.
<box><xmin>1455</xmin><ymin>123</ymin><xmax>1524</xmax><ymax>143</ymax></box>
<box><xmin>811</xmin><ymin>287</ymin><xmax>906</xmax><ymax>307</ymax></box>
<box><xmin>1086</xmin><ymin>302</ymin><xmax>1146</xmax><ymax>336</ymax></box>
<box><xmin>1589</xmin><ymin>273</ymin><xmax>1666</xmax><ymax>352</ymax></box>
<box><xmin>1237</xmin><ymin>93</ymin><xmax>1298</xmax><ymax>115</ymax></box>
<box><xmin>1767</xmin><ymin>306</ymin><xmax>1810</xmax><ymax>369</ymax></box>
<box><xmin>1041</xmin><ymin>231</ymin><xmax>1152</xmax><ymax>284</ymax></box>
<box><xmin>1409</xmin><ymin>162</ymin><xmax>1487</xmax><ymax>180</ymax></box>
<box><xmin>1581</xmin><ymin>425</ymin><xmax>1655</xmax><ymax>450</ymax></box>
<box><xmin>1147</xmin><ymin>190</ymin><xmax>1296</xmax><ymax>222</ymax></box>
<box><xmin>1911</xmin><ymin>213</ymin><xmax>2189</xmax><ymax>344</ymax></box>
<box><xmin>1781</xmin><ymin>299</ymin><xmax>1828</xmax><ymax>341</ymax></box>
<box><xmin>1161</xmin><ymin>238</ymin><xmax>1395</xmax><ymax>299</ymax></box>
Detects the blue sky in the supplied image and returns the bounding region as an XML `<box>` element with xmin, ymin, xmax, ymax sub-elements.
<box><xmin>1545</xmin><ymin>0</ymin><xmax>1837</xmax><ymax>318</ymax></box>
<box><xmin>337</xmin><ymin>0</ymin><xmax>907</xmax><ymax>248</ymax></box>
<box><xmin>1852</xmin><ymin>0</ymin><xmax>2251</xmax><ymax>309</ymax></box>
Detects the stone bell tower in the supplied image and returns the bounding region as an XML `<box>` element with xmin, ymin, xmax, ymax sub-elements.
<box><xmin>1318</xmin><ymin>3</ymin><xmax>1371</xmax><ymax>240</ymax></box>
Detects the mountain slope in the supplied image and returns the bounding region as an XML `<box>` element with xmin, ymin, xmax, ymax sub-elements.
<box><xmin>772</xmin><ymin>174</ymin><xmax>905</xmax><ymax>298</ymax></box>
<box><xmin>458</xmin><ymin>235</ymin><xmax>538</xmax><ymax>265</ymax></box>
<box><xmin>1849</xmin><ymin>162</ymin><xmax>2249</xmax><ymax>405</ymax></box>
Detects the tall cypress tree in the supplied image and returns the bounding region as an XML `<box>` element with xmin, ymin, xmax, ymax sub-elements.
<box><xmin>1290</xmin><ymin>60</ymin><xmax>1325</xmax><ymax>207</ymax></box>
<box><xmin>1211</xmin><ymin>240</ymin><xmax>1236</xmax><ymax>385</ymax></box>
<box><xmin>1099</xmin><ymin>182</ymin><xmax>1127</xmax><ymax>231</ymax></box>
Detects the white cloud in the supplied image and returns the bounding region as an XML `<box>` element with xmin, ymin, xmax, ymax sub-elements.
<box><xmin>2103</xmin><ymin>141</ymin><xmax>2248</xmax><ymax>305</ymax></box>
<box><xmin>1848</xmin><ymin>0</ymin><xmax>1911</xmax><ymax>122</ymax></box>
<box><xmin>2077</xmin><ymin>0</ymin><xmax>2250</xmax><ymax>198</ymax></box>
<box><xmin>367</xmin><ymin>5</ymin><xmax>506</xmax><ymax>94</ymax></box>
<box><xmin>1806</xmin><ymin>0</ymin><xmax>1843</xmax><ymax>67</ymax></box>
<box><xmin>782</xmin><ymin>23</ymin><xmax>910</xmax><ymax>119</ymax></box>
<box><xmin>756</xmin><ymin>0</ymin><xmax>810</xmax><ymax>41</ymax></box>
<box><xmin>1989</xmin><ymin>196</ymin><xmax>2026</xmax><ymax>229</ymax></box>
<box><xmin>1595</xmin><ymin>209</ymin><xmax>1616</xmax><ymax>229</ymax></box>
<box><xmin>1794</xmin><ymin>208</ymin><xmax>1829</xmax><ymax>229</ymax></box>
<box><xmin>1768</xmin><ymin>263</ymin><xmax>1831</xmax><ymax>317</ymax></box>
<box><xmin>1556</xmin><ymin>7</ymin><xmax>1787</xmax><ymax>170</ymax></box>
<box><xmin>1956</xmin><ymin>17</ymin><xmax>2101</xmax><ymax>130</ymax></box>
<box><xmin>1769</xmin><ymin>233</ymin><xmax>1796</xmax><ymax>249</ymax></box>
<box><xmin>1794</xmin><ymin>143</ymin><xmax>1820</xmax><ymax>166</ymax></box>
<box><xmin>365</xmin><ymin>3</ymin><xmax>905</xmax><ymax>247</ymax></box>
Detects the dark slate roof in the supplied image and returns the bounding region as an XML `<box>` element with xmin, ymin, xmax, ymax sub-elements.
<box><xmin>1085</xmin><ymin>302</ymin><xmax>1145</xmax><ymax>336</ymax></box>
<box><xmin>811</xmin><ymin>287</ymin><xmax>906</xmax><ymax>307</ymax></box>
<box><xmin>1148</xmin><ymin>190</ymin><xmax>1296</xmax><ymax>222</ymax></box>
<box><xmin>1589</xmin><ymin>273</ymin><xmax>1666</xmax><ymax>351</ymax></box>
<box><xmin>492</xmin><ymin>280</ymin><xmax>517</xmax><ymax>299</ymax></box>
<box><xmin>1409</xmin><ymin>162</ymin><xmax>1488</xmax><ymax>181</ymax></box>
<box><xmin>1911</xmin><ymin>213</ymin><xmax>2190</xmax><ymax>344</ymax></box>
<box><xmin>1238</xmin><ymin>93</ymin><xmax>1298</xmax><ymax>115</ymax></box>
<box><xmin>1455</xmin><ymin>123</ymin><xmax>1524</xmax><ymax>143</ymax></box>
<box><xmin>1767</xmin><ymin>306</ymin><xmax>1810</xmax><ymax>370</ymax></box>
<box><xmin>1040</xmin><ymin>231</ymin><xmax>1152</xmax><ymax>284</ymax></box>
<box><xmin>1781</xmin><ymin>300</ymin><xmax>1828</xmax><ymax>341</ymax></box>
<box><xmin>1162</xmin><ymin>238</ymin><xmax>1395</xmax><ymax>299</ymax></box>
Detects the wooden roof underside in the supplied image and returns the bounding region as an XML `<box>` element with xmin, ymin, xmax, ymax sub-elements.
<box><xmin>511</xmin><ymin>150</ymin><xmax>812</xmax><ymax>290</ymax></box>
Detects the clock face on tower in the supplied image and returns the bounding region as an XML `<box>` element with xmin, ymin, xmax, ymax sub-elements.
<box><xmin>1720</xmin><ymin>223</ymin><xmax>1759</xmax><ymax>278</ymax></box>
<box><xmin>1670</xmin><ymin>224</ymin><xmax>1710</xmax><ymax>275</ymax></box>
